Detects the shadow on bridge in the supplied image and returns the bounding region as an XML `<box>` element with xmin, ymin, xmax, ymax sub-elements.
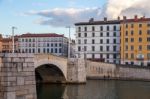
<box><xmin>35</xmin><ymin>64</ymin><xmax>66</xmax><ymax>84</ymax></box>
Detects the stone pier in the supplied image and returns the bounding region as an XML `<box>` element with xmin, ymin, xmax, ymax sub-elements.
<box><xmin>0</xmin><ymin>53</ymin><xmax>37</xmax><ymax>99</ymax></box>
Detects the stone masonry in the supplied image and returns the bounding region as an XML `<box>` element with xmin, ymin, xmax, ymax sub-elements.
<box><xmin>0</xmin><ymin>53</ymin><xmax>36</xmax><ymax>99</ymax></box>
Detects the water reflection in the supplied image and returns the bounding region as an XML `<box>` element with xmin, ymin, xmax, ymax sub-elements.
<box><xmin>37</xmin><ymin>80</ymin><xmax>150</xmax><ymax>99</ymax></box>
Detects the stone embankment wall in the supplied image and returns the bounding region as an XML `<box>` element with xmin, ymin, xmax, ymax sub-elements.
<box><xmin>0</xmin><ymin>53</ymin><xmax>37</xmax><ymax>99</ymax></box>
<box><xmin>86</xmin><ymin>61</ymin><xmax>150</xmax><ymax>81</ymax></box>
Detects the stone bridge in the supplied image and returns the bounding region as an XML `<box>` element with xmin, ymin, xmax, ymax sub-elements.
<box><xmin>34</xmin><ymin>54</ymin><xmax>86</xmax><ymax>83</ymax></box>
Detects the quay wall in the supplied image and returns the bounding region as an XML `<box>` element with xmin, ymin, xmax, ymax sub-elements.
<box><xmin>86</xmin><ymin>61</ymin><xmax>150</xmax><ymax>81</ymax></box>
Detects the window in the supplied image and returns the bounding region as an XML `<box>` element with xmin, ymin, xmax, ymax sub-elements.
<box><xmin>92</xmin><ymin>54</ymin><xmax>95</xmax><ymax>59</ymax></box>
<box><xmin>59</xmin><ymin>43</ymin><xmax>62</xmax><ymax>47</ymax></box>
<box><xmin>78</xmin><ymin>46</ymin><xmax>81</xmax><ymax>51</ymax></box>
<box><xmin>38</xmin><ymin>48</ymin><xmax>40</xmax><ymax>53</ymax></box>
<box><xmin>107</xmin><ymin>26</ymin><xmax>109</xmax><ymax>31</ymax></box>
<box><xmin>113</xmin><ymin>32</ymin><xmax>116</xmax><ymax>37</ymax></box>
<box><xmin>147</xmin><ymin>45</ymin><xmax>150</xmax><ymax>50</ymax></box>
<box><xmin>125</xmin><ymin>53</ymin><xmax>128</xmax><ymax>59</ymax></box>
<box><xmin>51</xmin><ymin>44</ymin><xmax>53</xmax><ymax>47</ymax></box>
<box><xmin>131</xmin><ymin>30</ymin><xmax>134</xmax><ymax>35</ymax></box>
<box><xmin>84</xmin><ymin>33</ymin><xmax>87</xmax><ymax>37</ymax></box>
<box><xmin>139</xmin><ymin>24</ymin><xmax>142</xmax><ymax>28</ymax></box>
<box><xmin>113</xmin><ymin>54</ymin><xmax>117</xmax><ymax>59</ymax></box>
<box><xmin>47</xmin><ymin>49</ymin><xmax>49</xmax><ymax>53</ymax></box>
<box><xmin>100</xmin><ymin>32</ymin><xmax>103</xmax><ymax>37</ymax></box>
<box><xmin>22</xmin><ymin>39</ymin><xmax>24</xmax><ymax>42</ymax></box>
<box><xmin>106</xmin><ymin>39</ymin><xmax>109</xmax><ymax>44</ymax></box>
<box><xmin>100</xmin><ymin>39</ymin><xmax>103</xmax><ymax>44</ymax></box>
<box><xmin>107</xmin><ymin>54</ymin><xmax>109</xmax><ymax>58</ymax></box>
<box><xmin>147</xmin><ymin>53</ymin><xmax>150</xmax><ymax>59</ymax></box>
<box><xmin>92</xmin><ymin>39</ymin><xmax>95</xmax><ymax>44</ymax></box>
<box><xmin>51</xmin><ymin>48</ymin><xmax>53</xmax><ymax>53</ymax></box>
<box><xmin>113</xmin><ymin>39</ymin><xmax>116</xmax><ymax>44</ymax></box>
<box><xmin>125</xmin><ymin>38</ymin><xmax>128</xmax><ymax>42</ymax></box>
<box><xmin>92</xmin><ymin>26</ymin><xmax>95</xmax><ymax>31</ymax></box>
<box><xmin>92</xmin><ymin>46</ymin><xmax>95</xmax><ymax>51</ymax></box>
<box><xmin>139</xmin><ymin>45</ymin><xmax>142</xmax><ymax>51</ymax></box>
<box><xmin>131</xmin><ymin>53</ymin><xmax>134</xmax><ymax>59</ymax></box>
<box><xmin>139</xmin><ymin>37</ymin><xmax>142</xmax><ymax>42</ymax></box>
<box><xmin>131</xmin><ymin>45</ymin><xmax>134</xmax><ymax>51</ymax></box>
<box><xmin>125</xmin><ymin>45</ymin><xmax>128</xmax><ymax>51</ymax></box>
<box><xmin>125</xmin><ymin>31</ymin><xmax>128</xmax><ymax>36</ymax></box>
<box><xmin>100</xmin><ymin>54</ymin><xmax>103</xmax><ymax>58</ymax></box>
<box><xmin>92</xmin><ymin>32</ymin><xmax>95</xmax><ymax>37</ymax></box>
<box><xmin>84</xmin><ymin>39</ymin><xmax>87</xmax><ymax>44</ymax></box>
<box><xmin>32</xmin><ymin>49</ymin><xmax>35</xmax><ymax>53</ymax></box>
<box><xmin>139</xmin><ymin>30</ymin><xmax>142</xmax><ymax>35</ymax></box>
<box><xmin>47</xmin><ymin>43</ymin><xmax>49</xmax><ymax>47</ymax></box>
<box><xmin>59</xmin><ymin>48</ymin><xmax>62</xmax><ymax>53</ymax></box>
<box><xmin>147</xmin><ymin>30</ymin><xmax>150</xmax><ymax>35</ymax></box>
<box><xmin>107</xmin><ymin>32</ymin><xmax>109</xmax><ymax>37</ymax></box>
<box><xmin>43</xmin><ymin>48</ymin><xmax>46</xmax><ymax>53</ymax></box>
<box><xmin>131</xmin><ymin>38</ymin><xmax>134</xmax><ymax>42</ymax></box>
<box><xmin>147</xmin><ymin>37</ymin><xmax>150</xmax><ymax>42</ymax></box>
<box><xmin>100</xmin><ymin>26</ymin><xmax>103</xmax><ymax>31</ymax></box>
<box><xmin>84</xmin><ymin>27</ymin><xmax>87</xmax><ymax>31</ymax></box>
<box><xmin>55</xmin><ymin>48</ymin><xmax>57</xmax><ymax>53</ymax></box>
<box><xmin>131</xmin><ymin>24</ymin><xmax>134</xmax><ymax>28</ymax></box>
<box><xmin>126</xmin><ymin>24</ymin><xmax>128</xmax><ymax>28</ymax></box>
<box><xmin>55</xmin><ymin>43</ymin><xmax>57</xmax><ymax>47</ymax></box>
<box><xmin>78</xmin><ymin>33</ymin><xmax>81</xmax><ymax>37</ymax></box>
<box><xmin>100</xmin><ymin>46</ymin><xmax>103</xmax><ymax>51</ymax></box>
<box><xmin>78</xmin><ymin>40</ymin><xmax>81</xmax><ymax>44</ymax></box>
<box><xmin>106</xmin><ymin>46</ymin><xmax>109</xmax><ymax>51</ymax></box>
<box><xmin>147</xmin><ymin>23</ymin><xmax>150</xmax><ymax>27</ymax></box>
<box><xmin>84</xmin><ymin>46</ymin><xmax>87</xmax><ymax>51</ymax></box>
<box><xmin>113</xmin><ymin>46</ymin><xmax>116</xmax><ymax>51</ymax></box>
<box><xmin>78</xmin><ymin>27</ymin><xmax>81</xmax><ymax>32</ymax></box>
<box><xmin>113</xmin><ymin>26</ymin><xmax>116</xmax><ymax>31</ymax></box>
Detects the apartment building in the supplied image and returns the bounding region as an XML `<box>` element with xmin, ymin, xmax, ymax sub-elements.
<box><xmin>121</xmin><ymin>15</ymin><xmax>150</xmax><ymax>66</ymax></box>
<box><xmin>75</xmin><ymin>18</ymin><xmax>121</xmax><ymax>64</ymax></box>
<box><xmin>18</xmin><ymin>33</ymin><xmax>68</xmax><ymax>56</ymax></box>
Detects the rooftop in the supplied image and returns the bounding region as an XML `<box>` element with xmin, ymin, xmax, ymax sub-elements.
<box><xmin>75</xmin><ymin>16</ymin><xmax>150</xmax><ymax>25</ymax></box>
<box><xmin>19</xmin><ymin>33</ymin><xmax>64</xmax><ymax>38</ymax></box>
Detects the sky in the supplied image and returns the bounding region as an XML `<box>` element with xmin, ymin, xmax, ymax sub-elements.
<box><xmin>0</xmin><ymin>0</ymin><xmax>150</xmax><ymax>38</ymax></box>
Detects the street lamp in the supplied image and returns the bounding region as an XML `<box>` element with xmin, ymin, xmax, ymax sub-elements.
<box><xmin>12</xmin><ymin>26</ymin><xmax>17</xmax><ymax>53</ymax></box>
<box><xmin>66</xmin><ymin>26</ymin><xmax>71</xmax><ymax>59</ymax></box>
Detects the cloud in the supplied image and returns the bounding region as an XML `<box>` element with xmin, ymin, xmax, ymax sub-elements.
<box><xmin>105</xmin><ymin>0</ymin><xmax>150</xmax><ymax>19</ymax></box>
<box><xmin>26</xmin><ymin>0</ymin><xmax>150</xmax><ymax>27</ymax></box>
<box><xmin>26</xmin><ymin>8</ymin><xmax>101</xmax><ymax>27</ymax></box>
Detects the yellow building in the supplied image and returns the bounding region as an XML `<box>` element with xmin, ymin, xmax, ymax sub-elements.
<box><xmin>121</xmin><ymin>16</ymin><xmax>150</xmax><ymax>66</ymax></box>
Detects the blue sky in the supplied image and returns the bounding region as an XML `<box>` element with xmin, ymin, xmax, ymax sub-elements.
<box><xmin>0</xmin><ymin>0</ymin><xmax>106</xmax><ymax>38</ymax></box>
<box><xmin>0</xmin><ymin>0</ymin><xmax>149</xmax><ymax>38</ymax></box>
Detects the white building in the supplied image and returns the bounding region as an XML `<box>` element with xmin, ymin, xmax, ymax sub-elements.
<box><xmin>18</xmin><ymin>33</ymin><xmax>68</xmax><ymax>56</ymax></box>
<box><xmin>75</xmin><ymin>18</ymin><xmax>121</xmax><ymax>64</ymax></box>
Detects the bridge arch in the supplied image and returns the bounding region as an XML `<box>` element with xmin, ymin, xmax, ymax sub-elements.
<box><xmin>34</xmin><ymin>59</ymin><xmax>67</xmax><ymax>83</ymax></box>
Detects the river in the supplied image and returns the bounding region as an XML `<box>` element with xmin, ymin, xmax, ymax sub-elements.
<box><xmin>36</xmin><ymin>80</ymin><xmax>150</xmax><ymax>99</ymax></box>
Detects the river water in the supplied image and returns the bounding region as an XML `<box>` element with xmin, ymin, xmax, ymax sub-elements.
<box><xmin>36</xmin><ymin>80</ymin><xmax>150</xmax><ymax>99</ymax></box>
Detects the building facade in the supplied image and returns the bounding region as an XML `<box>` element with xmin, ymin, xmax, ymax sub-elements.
<box><xmin>75</xmin><ymin>18</ymin><xmax>121</xmax><ymax>64</ymax></box>
<box><xmin>121</xmin><ymin>16</ymin><xmax>150</xmax><ymax>66</ymax></box>
<box><xmin>18</xmin><ymin>33</ymin><xmax>68</xmax><ymax>56</ymax></box>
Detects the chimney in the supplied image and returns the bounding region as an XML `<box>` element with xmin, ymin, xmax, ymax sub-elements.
<box><xmin>134</xmin><ymin>15</ymin><xmax>138</xmax><ymax>20</ymax></box>
<box><xmin>104</xmin><ymin>17</ymin><xmax>107</xmax><ymax>21</ymax></box>
<box><xmin>118</xmin><ymin>16</ymin><xmax>120</xmax><ymax>20</ymax></box>
<box><xmin>89</xmin><ymin>18</ymin><xmax>94</xmax><ymax>23</ymax></box>
<box><xmin>123</xmin><ymin>16</ymin><xmax>126</xmax><ymax>20</ymax></box>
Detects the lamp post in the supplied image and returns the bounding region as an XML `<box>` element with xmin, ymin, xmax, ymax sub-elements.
<box><xmin>66</xmin><ymin>26</ymin><xmax>71</xmax><ymax>59</ymax></box>
<box><xmin>12</xmin><ymin>26</ymin><xmax>17</xmax><ymax>53</ymax></box>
